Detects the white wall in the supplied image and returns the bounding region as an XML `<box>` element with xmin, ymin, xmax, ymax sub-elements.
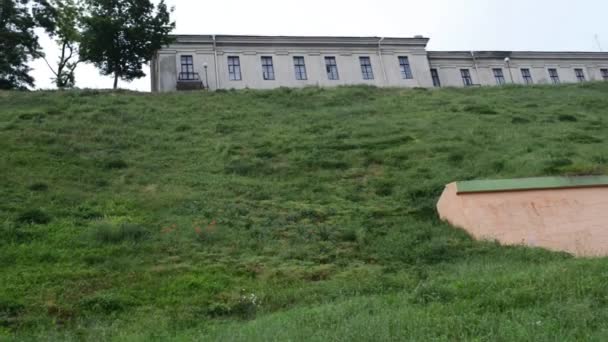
<box><xmin>429</xmin><ymin>56</ymin><xmax>608</xmax><ymax>87</ymax></box>
<box><xmin>153</xmin><ymin>37</ymin><xmax>608</xmax><ymax>92</ymax></box>
<box><xmin>154</xmin><ymin>38</ymin><xmax>434</xmax><ymax>91</ymax></box>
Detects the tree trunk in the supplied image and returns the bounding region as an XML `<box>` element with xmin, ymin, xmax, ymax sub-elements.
<box><xmin>113</xmin><ymin>72</ymin><xmax>119</xmax><ymax>89</ymax></box>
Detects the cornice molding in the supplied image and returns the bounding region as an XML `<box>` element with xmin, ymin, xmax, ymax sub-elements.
<box><xmin>428</xmin><ymin>51</ymin><xmax>608</xmax><ymax>60</ymax></box>
<box><xmin>170</xmin><ymin>34</ymin><xmax>430</xmax><ymax>48</ymax></box>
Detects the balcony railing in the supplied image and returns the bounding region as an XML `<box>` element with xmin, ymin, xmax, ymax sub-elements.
<box><xmin>178</xmin><ymin>72</ymin><xmax>201</xmax><ymax>81</ymax></box>
<box><xmin>177</xmin><ymin>72</ymin><xmax>204</xmax><ymax>90</ymax></box>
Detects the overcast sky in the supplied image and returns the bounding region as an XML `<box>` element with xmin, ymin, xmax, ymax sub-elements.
<box><xmin>30</xmin><ymin>0</ymin><xmax>608</xmax><ymax>91</ymax></box>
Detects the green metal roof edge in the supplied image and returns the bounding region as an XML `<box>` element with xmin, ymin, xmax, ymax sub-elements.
<box><xmin>456</xmin><ymin>176</ymin><xmax>608</xmax><ymax>194</ymax></box>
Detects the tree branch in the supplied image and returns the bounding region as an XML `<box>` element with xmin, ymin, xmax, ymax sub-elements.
<box><xmin>41</xmin><ymin>55</ymin><xmax>59</xmax><ymax>77</ymax></box>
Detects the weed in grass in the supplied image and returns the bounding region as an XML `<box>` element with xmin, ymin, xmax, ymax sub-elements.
<box><xmin>566</xmin><ymin>133</ymin><xmax>602</xmax><ymax>144</ymax></box>
<box><xmin>511</xmin><ymin>116</ymin><xmax>531</xmax><ymax>124</ymax></box>
<box><xmin>28</xmin><ymin>182</ymin><xmax>49</xmax><ymax>192</ymax></box>
<box><xmin>463</xmin><ymin>104</ymin><xmax>498</xmax><ymax>115</ymax></box>
<box><xmin>0</xmin><ymin>298</ymin><xmax>24</xmax><ymax>328</ymax></box>
<box><xmin>175</xmin><ymin>124</ymin><xmax>192</xmax><ymax>132</ymax></box>
<box><xmin>90</xmin><ymin>223</ymin><xmax>150</xmax><ymax>244</ymax></box>
<box><xmin>544</xmin><ymin>158</ymin><xmax>574</xmax><ymax>174</ymax></box>
<box><xmin>17</xmin><ymin>112</ymin><xmax>45</xmax><ymax>121</ymax></box>
<box><xmin>79</xmin><ymin>293</ymin><xmax>136</xmax><ymax>314</ymax></box>
<box><xmin>0</xmin><ymin>223</ymin><xmax>33</xmax><ymax>244</ymax></box>
<box><xmin>558</xmin><ymin>114</ymin><xmax>578</xmax><ymax>122</ymax></box>
<box><xmin>104</xmin><ymin>159</ymin><xmax>128</xmax><ymax>170</ymax></box>
<box><xmin>16</xmin><ymin>209</ymin><xmax>51</xmax><ymax>225</ymax></box>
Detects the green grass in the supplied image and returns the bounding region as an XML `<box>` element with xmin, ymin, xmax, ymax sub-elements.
<box><xmin>1</xmin><ymin>83</ymin><xmax>608</xmax><ymax>340</ymax></box>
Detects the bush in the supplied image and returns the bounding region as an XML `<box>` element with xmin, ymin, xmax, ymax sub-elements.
<box><xmin>16</xmin><ymin>209</ymin><xmax>51</xmax><ymax>225</ymax></box>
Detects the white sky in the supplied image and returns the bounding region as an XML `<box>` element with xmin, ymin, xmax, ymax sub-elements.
<box><xmin>30</xmin><ymin>0</ymin><xmax>608</xmax><ymax>91</ymax></box>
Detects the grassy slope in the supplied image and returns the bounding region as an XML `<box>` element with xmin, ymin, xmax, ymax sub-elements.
<box><xmin>1</xmin><ymin>84</ymin><xmax>608</xmax><ymax>340</ymax></box>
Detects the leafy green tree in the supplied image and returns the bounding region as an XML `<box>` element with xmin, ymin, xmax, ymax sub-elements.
<box><xmin>79</xmin><ymin>0</ymin><xmax>174</xmax><ymax>89</ymax></box>
<box><xmin>40</xmin><ymin>0</ymin><xmax>82</xmax><ymax>88</ymax></box>
<box><xmin>0</xmin><ymin>0</ymin><xmax>54</xmax><ymax>89</ymax></box>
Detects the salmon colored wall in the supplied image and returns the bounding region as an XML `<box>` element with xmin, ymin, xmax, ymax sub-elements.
<box><xmin>437</xmin><ymin>182</ymin><xmax>608</xmax><ymax>257</ymax></box>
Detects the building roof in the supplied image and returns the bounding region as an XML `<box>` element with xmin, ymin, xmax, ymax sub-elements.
<box><xmin>428</xmin><ymin>50</ymin><xmax>608</xmax><ymax>60</ymax></box>
<box><xmin>169</xmin><ymin>34</ymin><xmax>431</xmax><ymax>47</ymax></box>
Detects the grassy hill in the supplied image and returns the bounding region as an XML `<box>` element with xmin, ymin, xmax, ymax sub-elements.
<box><xmin>2</xmin><ymin>83</ymin><xmax>608</xmax><ymax>340</ymax></box>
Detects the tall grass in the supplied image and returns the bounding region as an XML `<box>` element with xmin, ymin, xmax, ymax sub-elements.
<box><xmin>1</xmin><ymin>83</ymin><xmax>608</xmax><ymax>340</ymax></box>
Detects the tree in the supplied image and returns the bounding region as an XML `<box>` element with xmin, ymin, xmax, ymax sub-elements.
<box><xmin>0</xmin><ymin>0</ymin><xmax>54</xmax><ymax>89</ymax></box>
<box><xmin>40</xmin><ymin>0</ymin><xmax>82</xmax><ymax>88</ymax></box>
<box><xmin>79</xmin><ymin>0</ymin><xmax>174</xmax><ymax>89</ymax></box>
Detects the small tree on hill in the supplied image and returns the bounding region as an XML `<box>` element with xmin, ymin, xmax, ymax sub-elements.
<box><xmin>79</xmin><ymin>0</ymin><xmax>174</xmax><ymax>89</ymax></box>
<box><xmin>40</xmin><ymin>0</ymin><xmax>82</xmax><ymax>88</ymax></box>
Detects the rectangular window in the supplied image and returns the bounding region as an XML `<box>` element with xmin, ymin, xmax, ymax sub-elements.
<box><xmin>461</xmin><ymin>69</ymin><xmax>473</xmax><ymax>86</ymax></box>
<box><xmin>574</xmin><ymin>68</ymin><xmax>586</xmax><ymax>82</ymax></box>
<box><xmin>521</xmin><ymin>68</ymin><xmax>533</xmax><ymax>84</ymax></box>
<box><xmin>293</xmin><ymin>56</ymin><xmax>307</xmax><ymax>80</ymax></box>
<box><xmin>228</xmin><ymin>56</ymin><xmax>242</xmax><ymax>81</ymax></box>
<box><xmin>399</xmin><ymin>56</ymin><xmax>413</xmax><ymax>79</ymax></box>
<box><xmin>359</xmin><ymin>56</ymin><xmax>374</xmax><ymax>80</ymax></box>
<box><xmin>261</xmin><ymin>56</ymin><xmax>275</xmax><ymax>80</ymax></box>
<box><xmin>493</xmin><ymin>68</ymin><xmax>506</xmax><ymax>85</ymax></box>
<box><xmin>430</xmin><ymin>69</ymin><xmax>441</xmax><ymax>87</ymax></box>
<box><xmin>548</xmin><ymin>68</ymin><xmax>560</xmax><ymax>84</ymax></box>
<box><xmin>325</xmin><ymin>57</ymin><xmax>339</xmax><ymax>80</ymax></box>
<box><xmin>602</xmin><ymin>69</ymin><xmax>608</xmax><ymax>81</ymax></box>
<box><xmin>180</xmin><ymin>55</ymin><xmax>196</xmax><ymax>80</ymax></box>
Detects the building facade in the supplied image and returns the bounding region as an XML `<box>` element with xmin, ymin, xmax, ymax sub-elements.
<box><xmin>151</xmin><ymin>35</ymin><xmax>608</xmax><ymax>92</ymax></box>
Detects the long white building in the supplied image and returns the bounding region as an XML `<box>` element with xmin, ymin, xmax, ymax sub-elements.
<box><xmin>151</xmin><ymin>35</ymin><xmax>608</xmax><ymax>92</ymax></box>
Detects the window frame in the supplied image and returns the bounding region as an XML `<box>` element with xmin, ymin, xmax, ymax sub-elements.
<box><xmin>521</xmin><ymin>68</ymin><xmax>533</xmax><ymax>85</ymax></box>
<box><xmin>359</xmin><ymin>56</ymin><xmax>374</xmax><ymax>80</ymax></box>
<box><xmin>548</xmin><ymin>68</ymin><xmax>560</xmax><ymax>84</ymax></box>
<box><xmin>325</xmin><ymin>56</ymin><xmax>340</xmax><ymax>80</ymax></box>
<box><xmin>601</xmin><ymin>69</ymin><xmax>608</xmax><ymax>81</ymax></box>
<box><xmin>179</xmin><ymin>55</ymin><xmax>197</xmax><ymax>80</ymax></box>
<box><xmin>492</xmin><ymin>68</ymin><xmax>506</xmax><ymax>85</ymax></box>
<box><xmin>430</xmin><ymin>68</ymin><xmax>441</xmax><ymax>87</ymax></box>
<box><xmin>293</xmin><ymin>56</ymin><xmax>307</xmax><ymax>80</ymax></box>
<box><xmin>460</xmin><ymin>69</ymin><xmax>473</xmax><ymax>86</ymax></box>
<box><xmin>180</xmin><ymin>55</ymin><xmax>194</xmax><ymax>74</ymax></box>
<box><xmin>227</xmin><ymin>56</ymin><xmax>242</xmax><ymax>81</ymax></box>
<box><xmin>399</xmin><ymin>56</ymin><xmax>414</xmax><ymax>79</ymax></box>
<box><xmin>261</xmin><ymin>56</ymin><xmax>275</xmax><ymax>81</ymax></box>
<box><xmin>574</xmin><ymin>68</ymin><xmax>586</xmax><ymax>82</ymax></box>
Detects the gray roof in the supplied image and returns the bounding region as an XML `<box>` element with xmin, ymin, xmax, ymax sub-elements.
<box><xmin>428</xmin><ymin>50</ymin><xmax>608</xmax><ymax>60</ymax></box>
<box><xmin>169</xmin><ymin>34</ymin><xmax>431</xmax><ymax>47</ymax></box>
